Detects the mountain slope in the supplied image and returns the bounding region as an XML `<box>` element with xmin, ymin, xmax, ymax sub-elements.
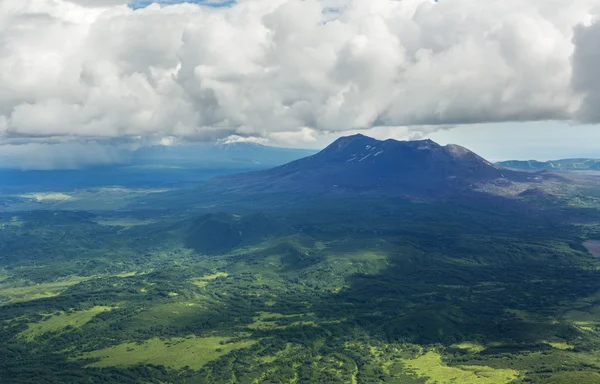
<box><xmin>210</xmin><ymin>134</ymin><xmax>532</xmax><ymax>197</ymax></box>
<box><xmin>497</xmin><ymin>158</ymin><xmax>600</xmax><ymax>171</ymax></box>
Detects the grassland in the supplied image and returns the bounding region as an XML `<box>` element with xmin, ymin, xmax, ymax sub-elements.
<box><xmin>451</xmin><ymin>342</ymin><xmax>486</xmax><ymax>353</ymax></box>
<box><xmin>130</xmin><ymin>302</ymin><xmax>210</xmax><ymax>328</ymax></box>
<box><xmin>403</xmin><ymin>351</ymin><xmax>519</xmax><ymax>384</ymax></box>
<box><xmin>4</xmin><ymin>187</ymin><xmax>173</xmax><ymax>212</ymax></box>
<box><xmin>19</xmin><ymin>306</ymin><xmax>114</xmax><ymax>342</ymax></box>
<box><xmin>0</xmin><ymin>276</ymin><xmax>90</xmax><ymax>305</ymax></box>
<box><xmin>246</xmin><ymin>311</ymin><xmax>316</xmax><ymax>330</ymax></box>
<box><xmin>82</xmin><ymin>336</ymin><xmax>257</xmax><ymax>369</ymax></box>
<box><xmin>543</xmin><ymin>341</ymin><xmax>574</xmax><ymax>350</ymax></box>
<box><xmin>190</xmin><ymin>272</ymin><xmax>229</xmax><ymax>288</ymax></box>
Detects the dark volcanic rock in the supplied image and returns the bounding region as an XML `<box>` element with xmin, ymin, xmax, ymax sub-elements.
<box><xmin>212</xmin><ymin>134</ymin><xmax>528</xmax><ymax>197</ymax></box>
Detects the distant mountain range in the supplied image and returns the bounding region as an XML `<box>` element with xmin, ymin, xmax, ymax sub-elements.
<box><xmin>496</xmin><ymin>159</ymin><xmax>600</xmax><ymax>171</ymax></box>
<box><xmin>210</xmin><ymin>134</ymin><xmax>536</xmax><ymax>198</ymax></box>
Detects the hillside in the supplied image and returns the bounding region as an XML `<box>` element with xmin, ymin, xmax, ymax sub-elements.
<box><xmin>185</xmin><ymin>213</ymin><xmax>294</xmax><ymax>255</ymax></box>
<box><xmin>497</xmin><ymin>158</ymin><xmax>600</xmax><ymax>171</ymax></box>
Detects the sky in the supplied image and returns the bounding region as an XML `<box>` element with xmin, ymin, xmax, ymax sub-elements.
<box><xmin>1</xmin><ymin>0</ymin><xmax>600</xmax><ymax>169</ymax></box>
<box><xmin>428</xmin><ymin>123</ymin><xmax>600</xmax><ymax>162</ymax></box>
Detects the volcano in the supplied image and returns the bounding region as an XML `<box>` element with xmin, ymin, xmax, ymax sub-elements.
<box><xmin>210</xmin><ymin>134</ymin><xmax>531</xmax><ymax>198</ymax></box>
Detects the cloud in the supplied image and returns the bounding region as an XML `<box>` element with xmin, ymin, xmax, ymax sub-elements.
<box><xmin>218</xmin><ymin>135</ymin><xmax>270</xmax><ymax>145</ymax></box>
<box><xmin>572</xmin><ymin>15</ymin><xmax>600</xmax><ymax>123</ymax></box>
<box><xmin>1</xmin><ymin>0</ymin><xmax>599</xmax><ymax>151</ymax></box>
<box><xmin>65</xmin><ymin>0</ymin><xmax>129</xmax><ymax>7</ymax></box>
<box><xmin>129</xmin><ymin>0</ymin><xmax>235</xmax><ymax>10</ymax></box>
<box><xmin>0</xmin><ymin>141</ymin><xmax>130</xmax><ymax>170</ymax></box>
<box><xmin>408</xmin><ymin>131</ymin><xmax>425</xmax><ymax>141</ymax></box>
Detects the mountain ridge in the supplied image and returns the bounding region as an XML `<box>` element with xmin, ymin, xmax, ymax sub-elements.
<box><xmin>497</xmin><ymin>158</ymin><xmax>600</xmax><ymax>171</ymax></box>
<box><xmin>210</xmin><ymin>134</ymin><xmax>536</xmax><ymax>198</ymax></box>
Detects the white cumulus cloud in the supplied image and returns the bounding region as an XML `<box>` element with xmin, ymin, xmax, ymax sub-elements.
<box><xmin>572</xmin><ymin>15</ymin><xmax>600</xmax><ymax>124</ymax></box>
<box><xmin>0</xmin><ymin>0</ymin><xmax>599</xmax><ymax>149</ymax></box>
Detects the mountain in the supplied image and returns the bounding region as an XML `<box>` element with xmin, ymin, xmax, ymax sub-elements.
<box><xmin>210</xmin><ymin>134</ymin><xmax>532</xmax><ymax>198</ymax></box>
<box><xmin>497</xmin><ymin>158</ymin><xmax>600</xmax><ymax>171</ymax></box>
<box><xmin>132</xmin><ymin>142</ymin><xmax>317</xmax><ymax>169</ymax></box>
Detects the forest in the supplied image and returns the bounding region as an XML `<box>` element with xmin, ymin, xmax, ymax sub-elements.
<box><xmin>2</xmin><ymin>185</ymin><xmax>600</xmax><ymax>383</ymax></box>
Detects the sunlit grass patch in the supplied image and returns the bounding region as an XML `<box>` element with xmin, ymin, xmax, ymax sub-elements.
<box><xmin>543</xmin><ymin>341</ymin><xmax>574</xmax><ymax>350</ymax></box>
<box><xmin>260</xmin><ymin>355</ymin><xmax>278</xmax><ymax>363</ymax></box>
<box><xmin>201</xmin><ymin>272</ymin><xmax>228</xmax><ymax>280</ymax></box>
<box><xmin>452</xmin><ymin>342</ymin><xmax>486</xmax><ymax>353</ymax></box>
<box><xmin>190</xmin><ymin>272</ymin><xmax>228</xmax><ymax>288</ymax></box>
<box><xmin>572</xmin><ymin>320</ymin><xmax>600</xmax><ymax>333</ymax></box>
<box><xmin>247</xmin><ymin>312</ymin><xmax>288</xmax><ymax>330</ymax></box>
<box><xmin>563</xmin><ymin>304</ymin><xmax>600</xmax><ymax>333</ymax></box>
<box><xmin>129</xmin><ymin>302</ymin><xmax>209</xmax><ymax>328</ymax></box>
<box><xmin>0</xmin><ymin>276</ymin><xmax>90</xmax><ymax>305</ymax></box>
<box><xmin>114</xmin><ymin>271</ymin><xmax>137</xmax><ymax>278</ymax></box>
<box><xmin>403</xmin><ymin>351</ymin><xmax>519</xmax><ymax>384</ymax></box>
<box><xmin>246</xmin><ymin>312</ymin><xmax>317</xmax><ymax>331</ymax></box>
<box><xmin>258</xmin><ymin>342</ymin><xmax>301</xmax><ymax>364</ymax></box>
<box><xmin>82</xmin><ymin>336</ymin><xmax>257</xmax><ymax>369</ymax></box>
<box><xmin>19</xmin><ymin>306</ymin><xmax>113</xmax><ymax>342</ymax></box>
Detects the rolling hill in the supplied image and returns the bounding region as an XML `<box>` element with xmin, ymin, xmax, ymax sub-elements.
<box><xmin>497</xmin><ymin>158</ymin><xmax>600</xmax><ymax>171</ymax></box>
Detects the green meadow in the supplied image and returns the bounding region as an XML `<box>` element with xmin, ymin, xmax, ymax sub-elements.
<box><xmin>83</xmin><ymin>336</ymin><xmax>257</xmax><ymax>369</ymax></box>
<box><xmin>20</xmin><ymin>306</ymin><xmax>114</xmax><ymax>342</ymax></box>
